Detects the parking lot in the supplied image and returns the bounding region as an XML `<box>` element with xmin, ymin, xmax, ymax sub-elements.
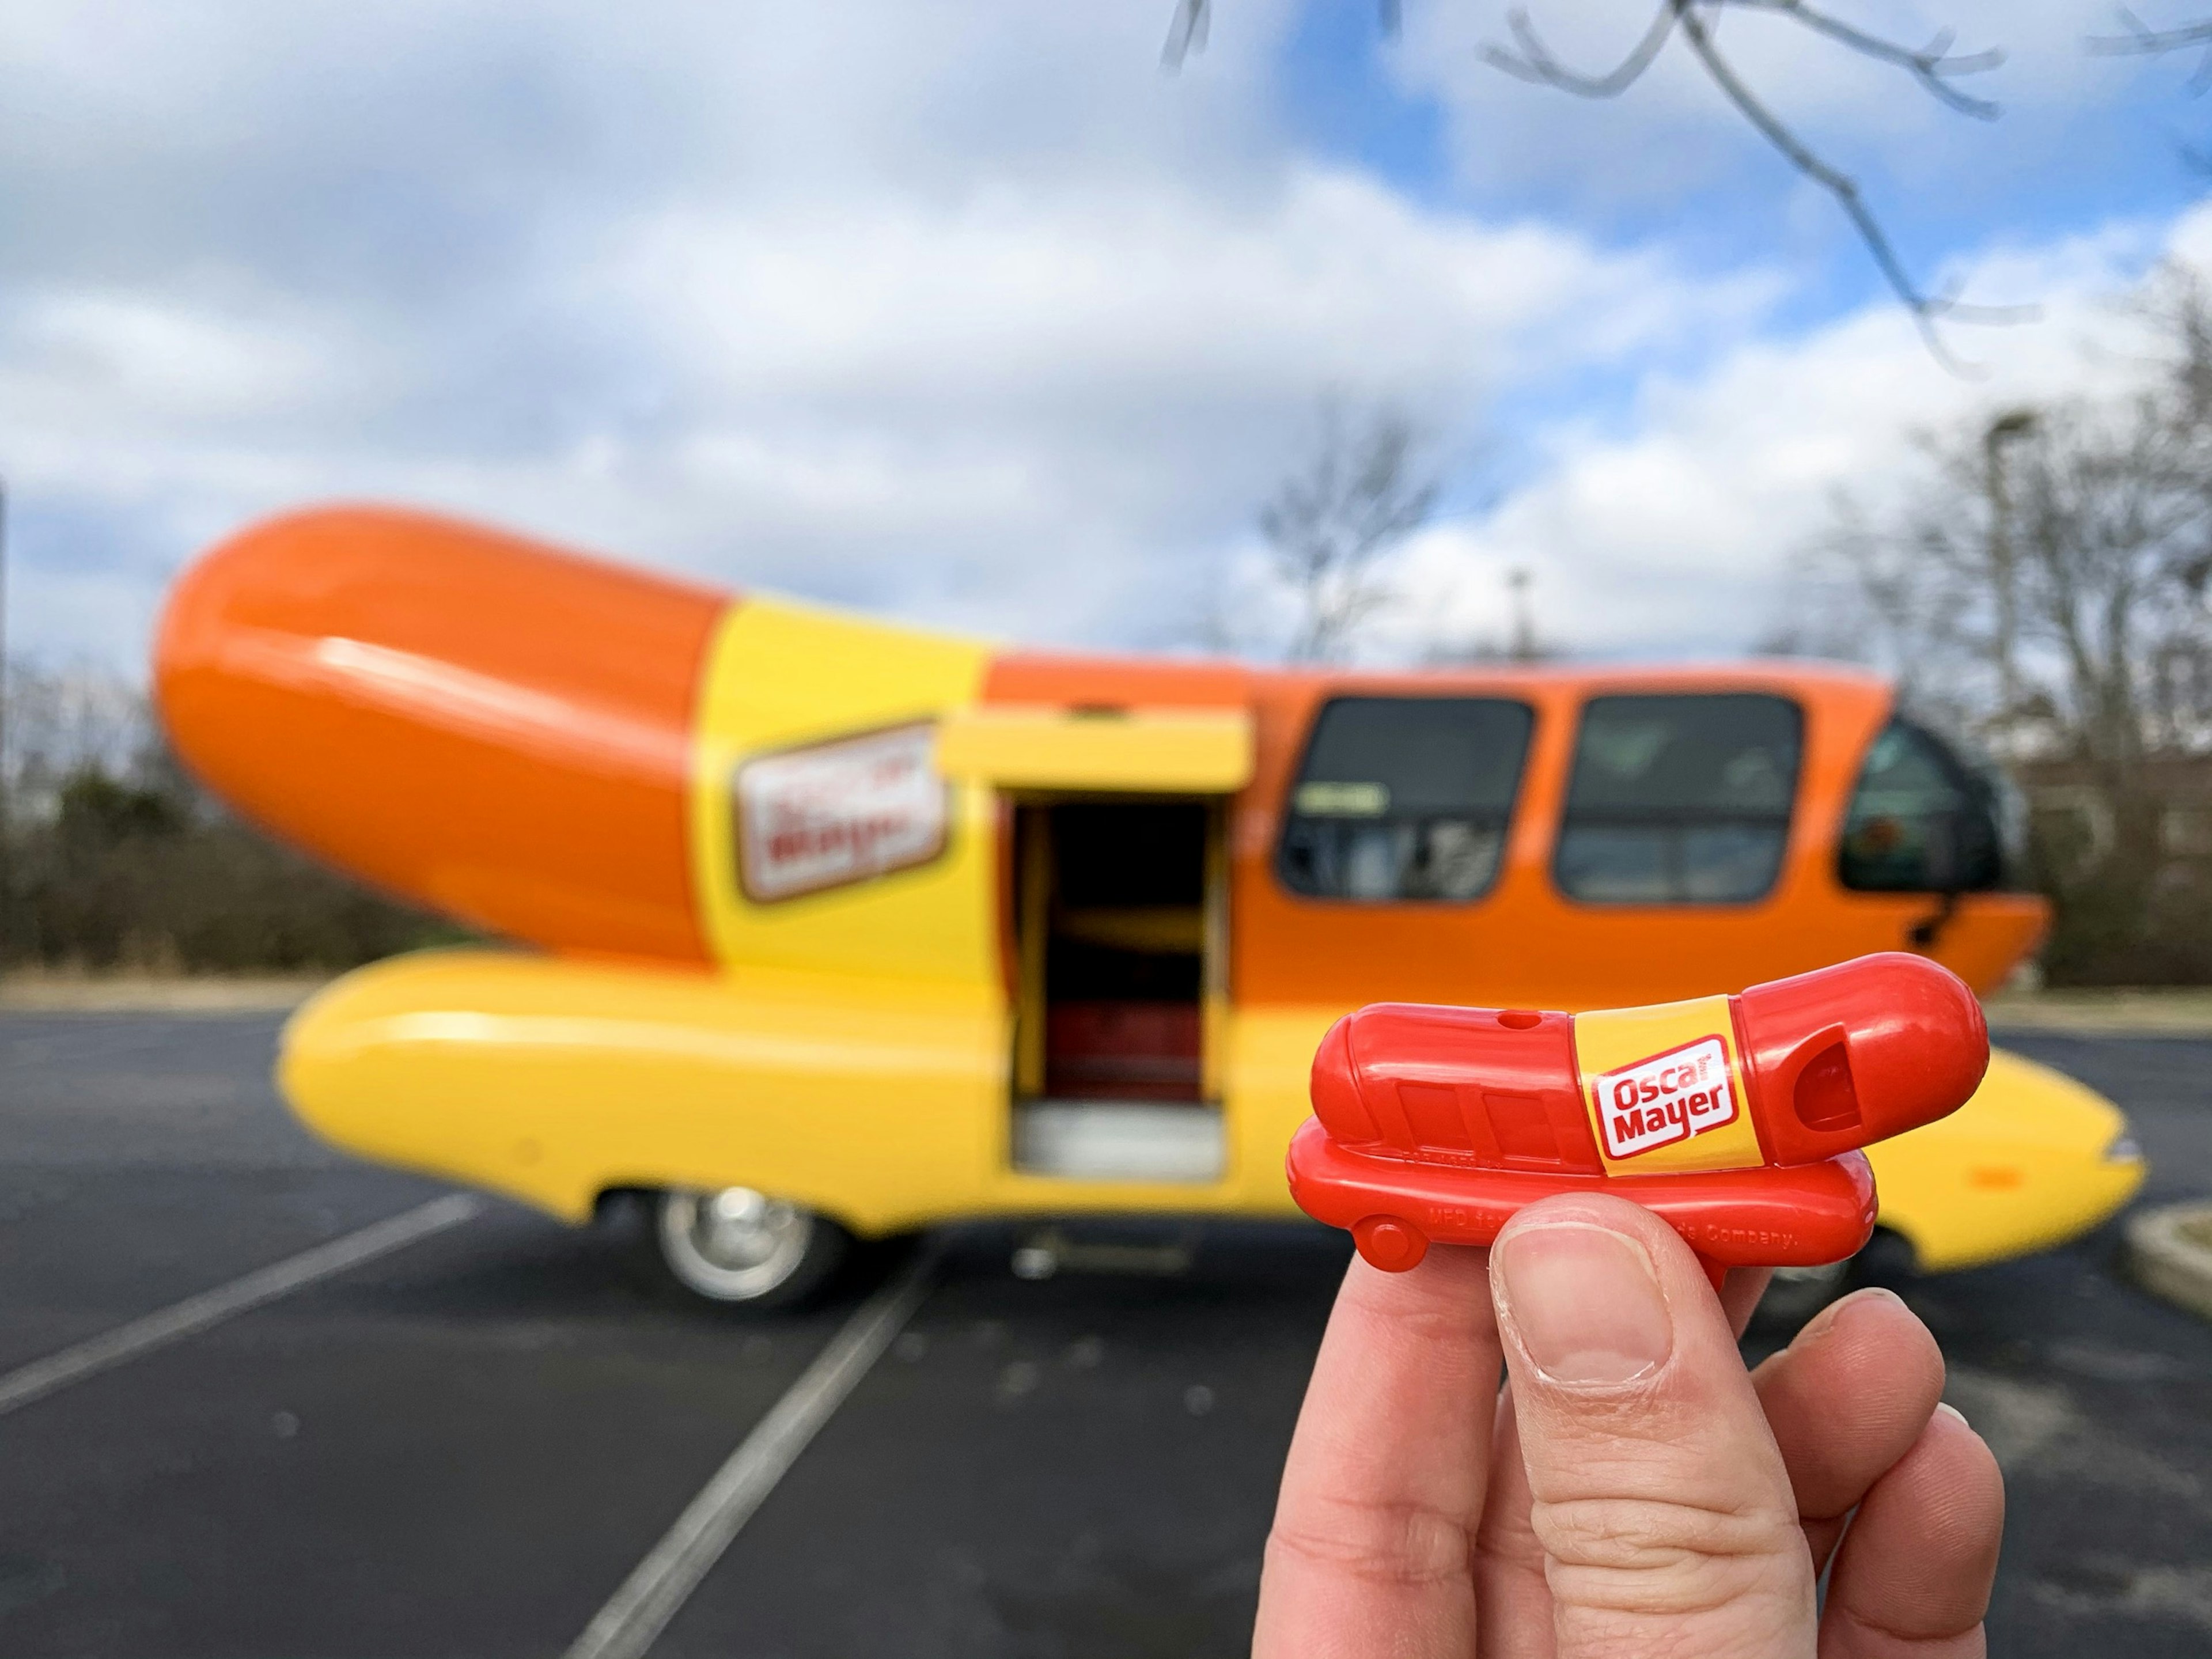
<box><xmin>0</xmin><ymin>1011</ymin><xmax>2206</xmax><ymax>1657</ymax></box>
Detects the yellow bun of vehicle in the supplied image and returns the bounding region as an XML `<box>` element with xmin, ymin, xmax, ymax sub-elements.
<box><xmin>280</xmin><ymin>948</ymin><xmax>2142</xmax><ymax>1281</ymax></box>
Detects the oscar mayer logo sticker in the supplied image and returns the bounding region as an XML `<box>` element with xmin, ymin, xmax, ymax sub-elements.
<box><xmin>735</xmin><ymin>722</ymin><xmax>948</xmax><ymax>902</ymax></box>
<box><xmin>1590</xmin><ymin>1035</ymin><xmax>1738</xmax><ymax>1160</ymax></box>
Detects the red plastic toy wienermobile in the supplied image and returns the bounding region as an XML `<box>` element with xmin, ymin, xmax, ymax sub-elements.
<box><xmin>1286</xmin><ymin>953</ymin><xmax>1990</xmax><ymax>1289</ymax></box>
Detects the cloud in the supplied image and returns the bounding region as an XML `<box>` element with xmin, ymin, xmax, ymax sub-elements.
<box><xmin>0</xmin><ymin>0</ymin><xmax>1750</xmax><ymax>671</ymax></box>
<box><xmin>575</xmin><ymin>169</ymin><xmax>1760</xmax><ymax>582</ymax></box>
<box><xmin>1371</xmin><ymin>204</ymin><xmax>2201</xmax><ymax>663</ymax></box>
<box><xmin>0</xmin><ymin>0</ymin><xmax>2202</xmax><ymax>695</ymax></box>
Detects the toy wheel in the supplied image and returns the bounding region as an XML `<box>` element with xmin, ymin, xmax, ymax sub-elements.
<box><xmin>654</xmin><ymin>1187</ymin><xmax>849</xmax><ymax>1308</ymax></box>
<box><xmin>1352</xmin><ymin>1215</ymin><xmax>1429</xmax><ymax>1272</ymax></box>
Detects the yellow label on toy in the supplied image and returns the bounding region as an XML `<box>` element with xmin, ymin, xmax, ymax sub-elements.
<box><xmin>1571</xmin><ymin>995</ymin><xmax>1763</xmax><ymax>1176</ymax></box>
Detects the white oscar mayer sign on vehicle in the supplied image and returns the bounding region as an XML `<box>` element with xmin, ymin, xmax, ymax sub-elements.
<box><xmin>1590</xmin><ymin>1035</ymin><xmax>1739</xmax><ymax>1160</ymax></box>
<box><xmin>735</xmin><ymin>722</ymin><xmax>949</xmax><ymax>902</ymax></box>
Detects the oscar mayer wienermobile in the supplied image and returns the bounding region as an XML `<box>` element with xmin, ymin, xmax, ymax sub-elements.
<box><xmin>154</xmin><ymin>506</ymin><xmax>2143</xmax><ymax>1306</ymax></box>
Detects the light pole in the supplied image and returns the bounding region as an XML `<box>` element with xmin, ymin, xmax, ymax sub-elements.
<box><xmin>1506</xmin><ymin>567</ymin><xmax>1536</xmax><ymax>663</ymax></box>
<box><xmin>1984</xmin><ymin>408</ymin><xmax>2037</xmax><ymax>732</ymax></box>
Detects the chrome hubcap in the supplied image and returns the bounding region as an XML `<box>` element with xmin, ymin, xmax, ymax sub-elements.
<box><xmin>658</xmin><ymin>1188</ymin><xmax>813</xmax><ymax>1301</ymax></box>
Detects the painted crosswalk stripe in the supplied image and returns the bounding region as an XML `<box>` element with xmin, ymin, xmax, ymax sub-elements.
<box><xmin>0</xmin><ymin>1191</ymin><xmax>483</xmax><ymax>1418</ymax></box>
<box><xmin>563</xmin><ymin>1248</ymin><xmax>940</xmax><ymax>1659</ymax></box>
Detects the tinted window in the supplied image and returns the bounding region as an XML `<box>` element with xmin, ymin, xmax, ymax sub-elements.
<box><xmin>1838</xmin><ymin>719</ymin><xmax>2013</xmax><ymax>892</ymax></box>
<box><xmin>1277</xmin><ymin>697</ymin><xmax>1533</xmax><ymax>902</ymax></box>
<box><xmin>1556</xmin><ymin>694</ymin><xmax>1802</xmax><ymax>904</ymax></box>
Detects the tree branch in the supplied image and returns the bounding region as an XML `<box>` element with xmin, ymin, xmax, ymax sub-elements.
<box><xmin>1165</xmin><ymin>0</ymin><xmax>1392</xmax><ymax>73</ymax></box>
<box><xmin>1484</xmin><ymin>1</ymin><xmax>2000</xmax><ymax>116</ymax></box>
<box><xmin>1728</xmin><ymin>0</ymin><xmax>2001</xmax><ymax>119</ymax></box>
<box><xmin>1481</xmin><ymin>5</ymin><xmax>1680</xmax><ymax>97</ymax></box>
<box><xmin>1672</xmin><ymin>2</ymin><xmax>1983</xmax><ymax>366</ymax></box>
<box><xmin>1161</xmin><ymin>0</ymin><xmax>1209</xmax><ymax>71</ymax></box>
<box><xmin>1166</xmin><ymin>0</ymin><xmax>2031</xmax><ymax>365</ymax></box>
<box><xmin>1490</xmin><ymin>1</ymin><xmax>2024</xmax><ymax>368</ymax></box>
<box><xmin>2089</xmin><ymin>7</ymin><xmax>2212</xmax><ymax>56</ymax></box>
<box><xmin>2088</xmin><ymin>7</ymin><xmax>2212</xmax><ymax>95</ymax></box>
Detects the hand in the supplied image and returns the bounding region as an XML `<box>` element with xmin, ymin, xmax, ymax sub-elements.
<box><xmin>1253</xmin><ymin>1193</ymin><xmax>2003</xmax><ymax>1657</ymax></box>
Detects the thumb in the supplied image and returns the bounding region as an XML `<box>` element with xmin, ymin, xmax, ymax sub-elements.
<box><xmin>1490</xmin><ymin>1194</ymin><xmax>1815</xmax><ymax>1659</ymax></box>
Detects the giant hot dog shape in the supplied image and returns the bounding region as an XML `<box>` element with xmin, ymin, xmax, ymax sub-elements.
<box><xmin>154</xmin><ymin>506</ymin><xmax>1247</xmax><ymax>969</ymax></box>
<box><xmin>156</xmin><ymin>507</ymin><xmax>729</xmax><ymax>963</ymax></box>
<box><xmin>1286</xmin><ymin>952</ymin><xmax>1989</xmax><ymax>1285</ymax></box>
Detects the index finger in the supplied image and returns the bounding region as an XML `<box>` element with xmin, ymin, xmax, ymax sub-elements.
<box><xmin>1254</xmin><ymin>1245</ymin><xmax>1505</xmax><ymax>1659</ymax></box>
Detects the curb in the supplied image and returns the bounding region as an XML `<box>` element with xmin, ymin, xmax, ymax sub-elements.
<box><xmin>0</xmin><ymin>976</ymin><xmax>331</xmax><ymax>1014</ymax></box>
<box><xmin>2126</xmin><ymin>1201</ymin><xmax>2212</xmax><ymax>1324</ymax></box>
<box><xmin>1984</xmin><ymin>994</ymin><xmax>2212</xmax><ymax>1037</ymax></box>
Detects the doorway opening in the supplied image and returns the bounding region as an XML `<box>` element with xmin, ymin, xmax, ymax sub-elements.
<box><xmin>1009</xmin><ymin>798</ymin><xmax>1226</xmax><ymax>1183</ymax></box>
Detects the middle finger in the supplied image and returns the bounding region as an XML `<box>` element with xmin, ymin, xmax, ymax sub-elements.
<box><xmin>1751</xmin><ymin>1286</ymin><xmax>1947</xmax><ymax>1567</ymax></box>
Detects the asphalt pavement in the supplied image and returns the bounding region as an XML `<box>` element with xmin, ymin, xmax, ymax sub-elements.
<box><xmin>0</xmin><ymin>1011</ymin><xmax>2205</xmax><ymax>1657</ymax></box>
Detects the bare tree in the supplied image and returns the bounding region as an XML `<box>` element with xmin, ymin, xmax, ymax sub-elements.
<box><xmin>1164</xmin><ymin>1</ymin><xmax>2025</xmax><ymax>365</ymax></box>
<box><xmin>1775</xmin><ymin>262</ymin><xmax>2212</xmax><ymax>976</ymax></box>
<box><xmin>0</xmin><ymin>659</ymin><xmax>456</xmax><ymax>973</ymax></box>
<box><xmin>1259</xmin><ymin>403</ymin><xmax>1440</xmax><ymax>662</ymax></box>
<box><xmin>1</xmin><ymin>661</ymin><xmax>155</xmax><ymax>818</ymax></box>
<box><xmin>1786</xmin><ymin>392</ymin><xmax>2212</xmax><ymax>759</ymax></box>
<box><xmin>1763</xmin><ymin>485</ymin><xmax>1989</xmax><ymax>730</ymax></box>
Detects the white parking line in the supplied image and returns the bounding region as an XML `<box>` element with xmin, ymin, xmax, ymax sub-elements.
<box><xmin>0</xmin><ymin>1191</ymin><xmax>483</xmax><ymax>1418</ymax></box>
<box><xmin>563</xmin><ymin>1248</ymin><xmax>941</xmax><ymax>1659</ymax></box>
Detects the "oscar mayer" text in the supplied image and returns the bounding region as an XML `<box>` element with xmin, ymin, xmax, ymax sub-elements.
<box><xmin>1591</xmin><ymin>1035</ymin><xmax>1738</xmax><ymax>1160</ymax></box>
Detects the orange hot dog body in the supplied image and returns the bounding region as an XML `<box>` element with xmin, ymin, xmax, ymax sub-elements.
<box><xmin>154</xmin><ymin>507</ymin><xmax>730</xmax><ymax>963</ymax></box>
<box><xmin>1287</xmin><ymin>953</ymin><xmax>1989</xmax><ymax>1272</ymax></box>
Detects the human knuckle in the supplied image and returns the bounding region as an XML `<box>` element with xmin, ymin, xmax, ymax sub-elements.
<box><xmin>1537</xmin><ymin>1493</ymin><xmax>1785</xmax><ymax>1565</ymax></box>
<box><xmin>1392</xmin><ymin>1304</ymin><xmax>1480</xmax><ymax>1346</ymax></box>
<box><xmin>1354</xmin><ymin>1292</ymin><xmax>1491</xmax><ymax>1352</ymax></box>
<box><xmin>1266</xmin><ymin>1490</ymin><xmax>1474</xmax><ymax>1589</ymax></box>
<box><xmin>1532</xmin><ymin>1493</ymin><xmax>1800</xmax><ymax>1615</ymax></box>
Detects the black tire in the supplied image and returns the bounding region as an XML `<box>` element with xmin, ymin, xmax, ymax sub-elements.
<box><xmin>648</xmin><ymin>1187</ymin><xmax>851</xmax><ymax>1309</ymax></box>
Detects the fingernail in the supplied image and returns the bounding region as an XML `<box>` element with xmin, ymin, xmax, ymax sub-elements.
<box><xmin>1794</xmin><ymin>1284</ymin><xmax>1903</xmax><ymax>1347</ymax></box>
<box><xmin>1495</xmin><ymin>1224</ymin><xmax>1672</xmax><ymax>1386</ymax></box>
<box><xmin>1937</xmin><ymin>1401</ymin><xmax>1971</xmax><ymax>1429</ymax></box>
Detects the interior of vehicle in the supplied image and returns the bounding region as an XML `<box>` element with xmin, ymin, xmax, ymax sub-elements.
<box><xmin>1009</xmin><ymin>798</ymin><xmax>1227</xmax><ymax>1182</ymax></box>
<box><xmin>1275</xmin><ymin>695</ymin><xmax>1533</xmax><ymax>903</ymax></box>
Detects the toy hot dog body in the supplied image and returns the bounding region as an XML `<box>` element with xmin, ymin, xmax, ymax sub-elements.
<box><xmin>1286</xmin><ymin>953</ymin><xmax>1988</xmax><ymax>1282</ymax></box>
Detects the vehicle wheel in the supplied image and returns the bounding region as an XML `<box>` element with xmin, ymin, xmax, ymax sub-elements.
<box><xmin>653</xmin><ymin>1187</ymin><xmax>850</xmax><ymax>1308</ymax></box>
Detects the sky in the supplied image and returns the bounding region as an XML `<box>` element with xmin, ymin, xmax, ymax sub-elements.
<box><xmin>4</xmin><ymin>0</ymin><xmax>2211</xmax><ymax>680</ymax></box>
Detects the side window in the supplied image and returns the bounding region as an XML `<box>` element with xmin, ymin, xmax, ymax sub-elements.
<box><xmin>1556</xmin><ymin>694</ymin><xmax>1802</xmax><ymax>904</ymax></box>
<box><xmin>1277</xmin><ymin>697</ymin><xmax>1534</xmax><ymax>903</ymax></box>
<box><xmin>1839</xmin><ymin>719</ymin><xmax>2013</xmax><ymax>892</ymax></box>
